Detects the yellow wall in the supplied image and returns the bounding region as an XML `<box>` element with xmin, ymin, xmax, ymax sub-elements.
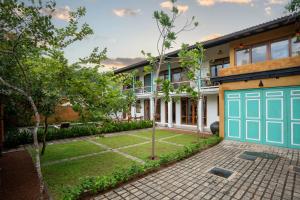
<box><xmin>219</xmin><ymin>75</ymin><xmax>300</xmax><ymax>138</ymax></box>
<box><xmin>219</xmin><ymin>24</ymin><xmax>299</xmax><ymax>77</ymax></box>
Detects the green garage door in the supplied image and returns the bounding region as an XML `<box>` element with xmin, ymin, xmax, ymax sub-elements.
<box><xmin>225</xmin><ymin>86</ymin><xmax>300</xmax><ymax>149</ymax></box>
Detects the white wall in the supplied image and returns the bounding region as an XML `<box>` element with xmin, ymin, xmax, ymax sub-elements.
<box><xmin>205</xmin><ymin>94</ymin><xmax>219</xmax><ymax>131</ymax></box>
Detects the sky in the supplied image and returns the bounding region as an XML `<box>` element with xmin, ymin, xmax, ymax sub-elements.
<box><xmin>51</xmin><ymin>0</ymin><xmax>290</xmax><ymax>68</ymax></box>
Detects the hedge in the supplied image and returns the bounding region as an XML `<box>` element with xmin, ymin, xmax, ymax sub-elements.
<box><xmin>4</xmin><ymin>120</ymin><xmax>153</xmax><ymax>148</ymax></box>
<box><xmin>62</xmin><ymin>136</ymin><xmax>223</xmax><ymax>200</ymax></box>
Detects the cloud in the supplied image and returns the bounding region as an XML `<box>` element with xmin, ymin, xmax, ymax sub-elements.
<box><xmin>102</xmin><ymin>57</ymin><xmax>144</xmax><ymax>68</ymax></box>
<box><xmin>113</xmin><ymin>8</ymin><xmax>141</xmax><ymax>17</ymax></box>
<box><xmin>40</xmin><ymin>6</ymin><xmax>71</xmax><ymax>21</ymax></box>
<box><xmin>160</xmin><ymin>1</ymin><xmax>189</xmax><ymax>13</ymax></box>
<box><xmin>197</xmin><ymin>0</ymin><xmax>216</xmax><ymax>6</ymax></box>
<box><xmin>265</xmin><ymin>6</ymin><xmax>272</xmax><ymax>15</ymax></box>
<box><xmin>266</xmin><ymin>0</ymin><xmax>287</xmax><ymax>5</ymax></box>
<box><xmin>200</xmin><ymin>33</ymin><xmax>223</xmax><ymax>41</ymax></box>
<box><xmin>197</xmin><ymin>0</ymin><xmax>252</xmax><ymax>6</ymax></box>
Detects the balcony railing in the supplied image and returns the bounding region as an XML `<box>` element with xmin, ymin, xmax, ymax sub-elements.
<box><xmin>123</xmin><ymin>78</ymin><xmax>219</xmax><ymax>94</ymax></box>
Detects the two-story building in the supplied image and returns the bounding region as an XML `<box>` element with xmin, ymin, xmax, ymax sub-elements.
<box><xmin>115</xmin><ymin>13</ymin><xmax>300</xmax><ymax>149</ymax></box>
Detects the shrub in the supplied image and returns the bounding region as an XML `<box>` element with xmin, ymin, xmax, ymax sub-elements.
<box><xmin>4</xmin><ymin>120</ymin><xmax>153</xmax><ymax>149</ymax></box>
<box><xmin>99</xmin><ymin>120</ymin><xmax>152</xmax><ymax>134</ymax></box>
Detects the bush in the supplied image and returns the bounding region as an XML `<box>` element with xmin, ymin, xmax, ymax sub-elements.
<box><xmin>99</xmin><ymin>120</ymin><xmax>152</xmax><ymax>134</ymax></box>
<box><xmin>4</xmin><ymin>120</ymin><xmax>153</xmax><ymax>149</ymax></box>
<box><xmin>62</xmin><ymin>136</ymin><xmax>222</xmax><ymax>200</ymax></box>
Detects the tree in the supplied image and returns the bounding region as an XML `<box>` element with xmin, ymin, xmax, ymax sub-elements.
<box><xmin>286</xmin><ymin>0</ymin><xmax>300</xmax><ymax>13</ymax></box>
<box><xmin>0</xmin><ymin>1</ymin><xmax>105</xmax><ymax>198</ymax></box>
<box><xmin>142</xmin><ymin>0</ymin><xmax>198</xmax><ymax>159</ymax></box>
<box><xmin>27</xmin><ymin>52</ymin><xmax>69</xmax><ymax>155</ymax></box>
<box><xmin>178</xmin><ymin>43</ymin><xmax>205</xmax><ymax>139</ymax></box>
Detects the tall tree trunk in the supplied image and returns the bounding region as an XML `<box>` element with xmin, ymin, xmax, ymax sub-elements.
<box><xmin>151</xmin><ymin>96</ymin><xmax>157</xmax><ymax>160</ymax></box>
<box><xmin>0</xmin><ymin>77</ymin><xmax>44</xmax><ymax>199</ymax></box>
<box><xmin>41</xmin><ymin>116</ymin><xmax>48</xmax><ymax>155</ymax></box>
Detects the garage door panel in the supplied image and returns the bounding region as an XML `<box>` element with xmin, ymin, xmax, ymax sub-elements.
<box><xmin>266</xmin><ymin>98</ymin><xmax>283</xmax><ymax>120</ymax></box>
<box><xmin>291</xmin><ymin>122</ymin><xmax>300</xmax><ymax>146</ymax></box>
<box><xmin>246</xmin><ymin>99</ymin><xmax>260</xmax><ymax>119</ymax></box>
<box><xmin>228</xmin><ymin>119</ymin><xmax>241</xmax><ymax>139</ymax></box>
<box><xmin>291</xmin><ymin>98</ymin><xmax>300</xmax><ymax>120</ymax></box>
<box><xmin>290</xmin><ymin>90</ymin><xmax>300</xmax><ymax>149</ymax></box>
<box><xmin>266</xmin><ymin>121</ymin><xmax>284</xmax><ymax>144</ymax></box>
<box><xmin>228</xmin><ymin>100</ymin><xmax>240</xmax><ymax>118</ymax></box>
<box><xmin>246</xmin><ymin>120</ymin><xmax>260</xmax><ymax>141</ymax></box>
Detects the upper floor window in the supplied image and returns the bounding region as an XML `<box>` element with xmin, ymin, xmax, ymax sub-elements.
<box><xmin>271</xmin><ymin>39</ymin><xmax>289</xmax><ymax>60</ymax></box>
<box><xmin>235</xmin><ymin>36</ymin><xmax>300</xmax><ymax>66</ymax></box>
<box><xmin>210</xmin><ymin>58</ymin><xmax>229</xmax><ymax>77</ymax></box>
<box><xmin>252</xmin><ymin>44</ymin><xmax>267</xmax><ymax>63</ymax></box>
<box><xmin>292</xmin><ymin>37</ymin><xmax>300</xmax><ymax>56</ymax></box>
<box><xmin>236</xmin><ymin>48</ymin><xmax>250</xmax><ymax>66</ymax></box>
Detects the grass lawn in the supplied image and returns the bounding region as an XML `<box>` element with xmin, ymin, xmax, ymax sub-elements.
<box><xmin>42</xmin><ymin>152</ymin><xmax>135</xmax><ymax>200</ymax></box>
<box><xmin>93</xmin><ymin>134</ymin><xmax>149</xmax><ymax>148</ymax></box>
<box><xmin>132</xmin><ymin>129</ymin><xmax>180</xmax><ymax>139</ymax></box>
<box><xmin>120</xmin><ymin>141</ymin><xmax>182</xmax><ymax>160</ymax></box>
<box><xmin>163</xmin><ymin>133</ymin><xmax>200</xmax><ymax>146</ymax></box>
<box><xmin>38</xmin><ymin>140</ymin><xmax>106</xmax><ymax>163</ymax></box>
<box><xmin>31</xmin><ymin>129</ymin><xmax>218</xmax><ymax>199</ymax></box>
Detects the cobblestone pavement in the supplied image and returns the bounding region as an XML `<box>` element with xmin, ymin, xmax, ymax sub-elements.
<box><xmin>93</xmin><ymin>140</ymin><xmax>300</xmax><ymax>200</ymax></box>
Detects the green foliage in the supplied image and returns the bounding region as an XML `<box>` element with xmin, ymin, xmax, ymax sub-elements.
<box><xmin>99</xmin><ymin>120</ymin><xmax>153</xmax><ymax>134</ymax></box>
<box><xmin>62</xmin><ymin>135</ymin><xmax>222</xmax><ymax>200</ymax></box>
<box><xmin>286</xmin><ymin>0</ymin><xmax>300</xmax><ymax>12</ymax></box>
<box><xmin>4</xmin><ymin>120</ymin><xmax>153</xmax><ymax>148</ymax></box>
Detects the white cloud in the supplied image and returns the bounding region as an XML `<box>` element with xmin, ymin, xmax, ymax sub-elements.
<box><xmin>266</xmin><ymin>0</ymin><xmax>287</xmax><ymax>5</ymax></box>
<box><xmin>200</xmin><ymin>33</ymin><xmax>223</xmax><ymax>41</ymax></box>
<box><xmin>265</xmin><ymin>6</ymin><xmax>272</xmax><ymax>15</ymax></box>
<box><xmin>197</xmin><ymin>0</ymin><xmax>216</xmax><ymax>6</ymax></box>
<box><xmin>160</xmin><ymin>1</ymin><xmax>189</xmax><ymax>13</ymax></box>
<box><xmin>40</xmin><ymin>6</ymin><xmax>71</xmax><ymax>21</ymax></box>
<box><xmin>113</xmin><ymin>8</ymin><xmax>141</xmax><ymax>17</ymax></box>
<box><xmin>197</xmin><ymin>0</ymin><xmax>252</xmax><ymax>6</ymax></box>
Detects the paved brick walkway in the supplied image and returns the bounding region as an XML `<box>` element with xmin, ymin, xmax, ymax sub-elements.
<box><xmin>93</xmin><ymin>140</ymin><xmax>300</xmax><ymax>200</ymax></box>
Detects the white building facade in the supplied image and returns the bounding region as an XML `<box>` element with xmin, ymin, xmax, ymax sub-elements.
<box><xmin>115</xmin><ymin>43</ymin><xmax>230</xmax><ymax>133</ymax></box>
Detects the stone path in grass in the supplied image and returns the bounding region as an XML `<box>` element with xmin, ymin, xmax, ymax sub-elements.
<box><xmin>41</xmin><ymin>133</ymin><xmax>186</xmax><ymax>166</ymax></box>
<box><xmin>93</xmin><ymin>140</ymin><xmax>300</xmax><ymax>200</ymax></box>
<box><xmin>86</xmin><ymin>139</ymin><xmax>146</xmax><ymax>164</ymax></box>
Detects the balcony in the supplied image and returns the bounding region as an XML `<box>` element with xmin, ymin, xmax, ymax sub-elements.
<box><xmin>123</xmin><ymin>77</ymin><xmax>219</xmax><ymax>95</ymax></box>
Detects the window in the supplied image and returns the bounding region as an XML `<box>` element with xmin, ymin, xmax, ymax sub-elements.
<box><xmin>181</xmin><ymin>97</ymin><xmax>197</xmax><ymax>125</ymax></box>
<box><xmin>252</xmin><ymin>44</ymin><xmax>267</xmax><ymax>63</ymax></box>
<box><xmin>144</xmin><ymin>74</ymin><xmax>151</xmax><ymax>92</ymax></box>
<box><xmin>236</xmin><ymin>48</ymin><xmax>250</xmax><ymax>66</ymax></box>
<box><xmin>271</xmin><ymin>39</ymin><xmax>289</xmax><ymax>60</ymax></box>
<box><xmin>172</xmin><ymin>101</ymin><xmax>176</xmax><ymax>123</ymax></box>
<box><xmin>292</xmin><ymin>37</ymin><xmax>300</xmax><ymax>57</ymax></box>
<box><xmin>136</xmin><ymin>100</ymin><xmax>141</xmax><ymax>113</ymax></box>
<box><xmin>210</xmin><ymin>58</ymin><xmax>229</xmax><ymax>77</ymax></box>
<box><xmin>235</xmin><ymin>36</ymin><xmax>300</xmax><ymax>66</ymax></box>
<box><xmin>155</xmin><ymin>99</ymin><xmax>161</xmax><ymax>122</ymax></box>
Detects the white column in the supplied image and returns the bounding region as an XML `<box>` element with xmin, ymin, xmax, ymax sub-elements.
<box><xmin>150</xmin><ymin>97</ymin><xmax>154</xmax><ymax>120</ymax></box>
<box><xmin>198</xmin><ymin>97</ymin><xmax>203</xmax><ymax>132</ymax></box>
<box><xmin>176</xmin><ymin>100</ymin><xmax>181</xmax><ymax>125</ymax></box>
<box><xmin>132</xmin><ymin>105</ymin><xmax>136</xmax><ymax>118</ymax></box>
<box><xmin>168</xmin><ymin>98</ymin><xmax>173</xmax><ymax>128</ymax></box>
<box><xmin>161</xmin><ymin>101</ymin><xmax>165</xmax><ymax>124</ymax></box>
